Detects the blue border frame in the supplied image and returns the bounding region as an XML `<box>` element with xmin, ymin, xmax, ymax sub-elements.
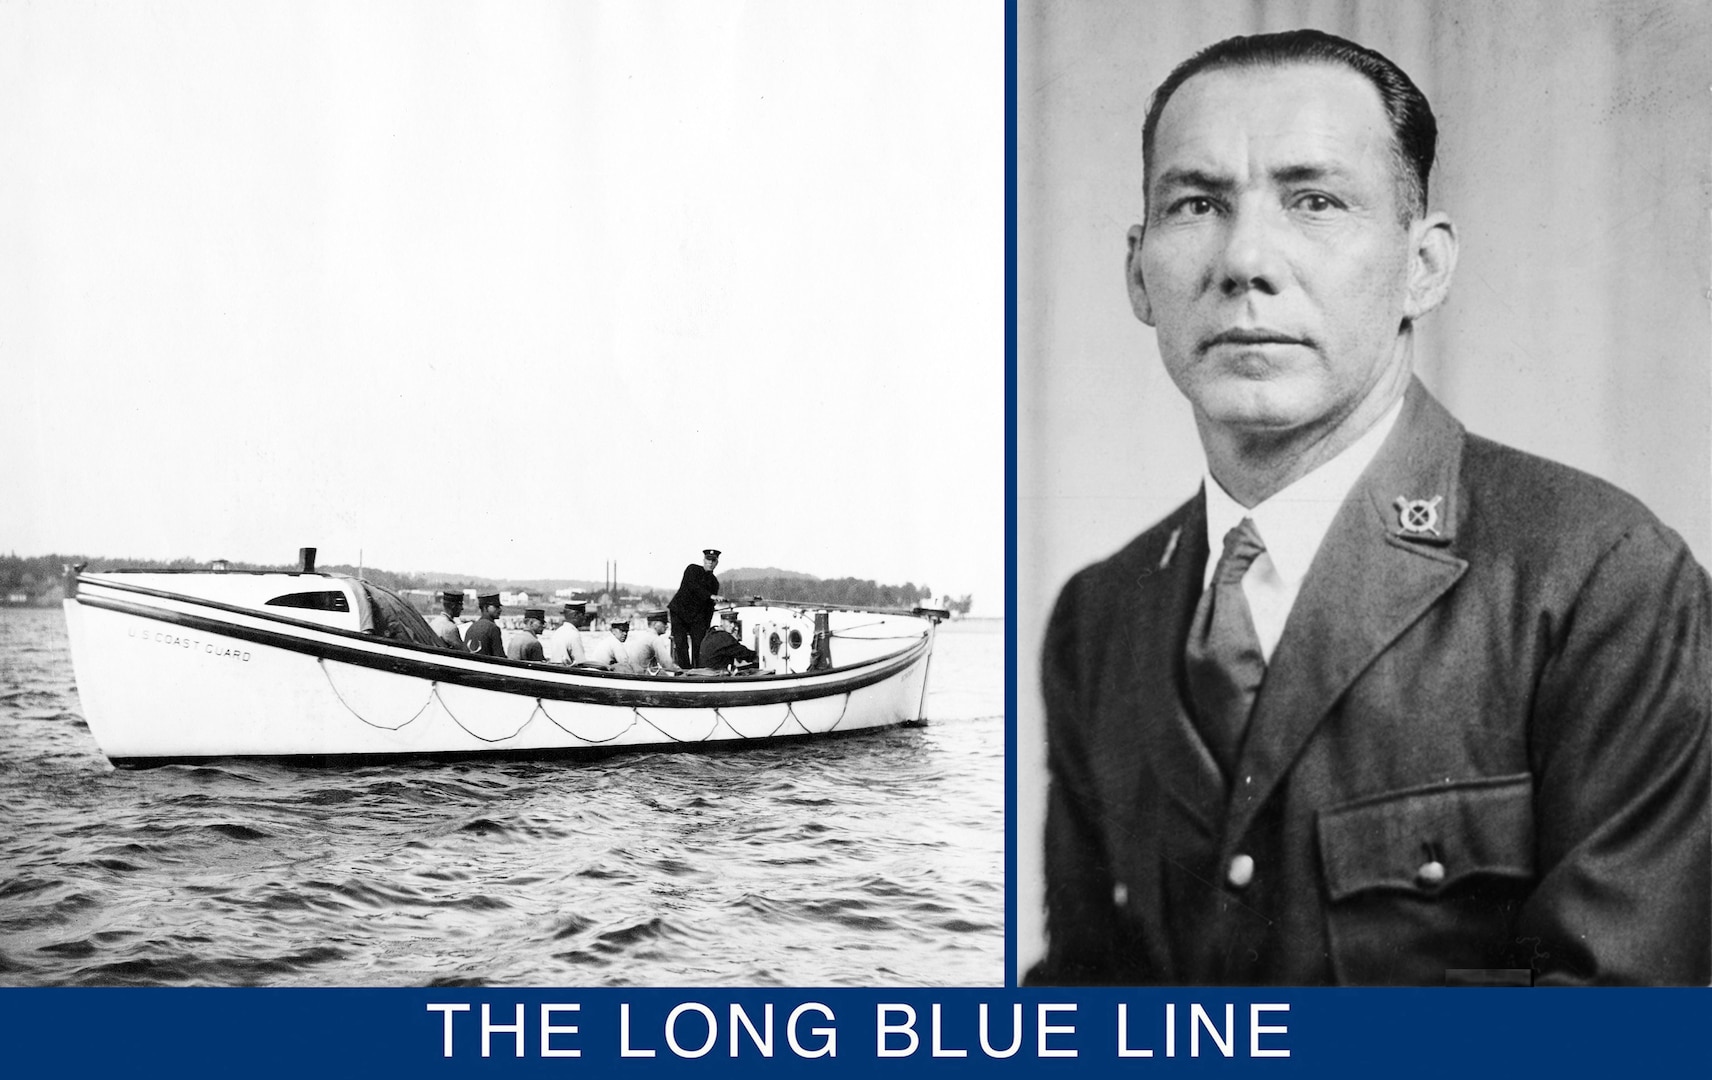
<box><xmin>1003</xmin><ymin>0</ymin><xmax>1020</xmax><ymax>992</ymax></box>
<box><xmin>9</xmin><ymin>8</ymin><xmax>1710</xmax><ymax>1078</ymax></box>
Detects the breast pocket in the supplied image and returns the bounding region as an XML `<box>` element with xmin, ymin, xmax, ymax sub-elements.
<box><xmin>1316</xmin><ymin>774</ymin><xmax>1537</xmax><ymax>984</ymax></box>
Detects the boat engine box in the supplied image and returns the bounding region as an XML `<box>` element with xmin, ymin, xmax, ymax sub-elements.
<box><xmin>753</xmin><ymin>616</ymin><xmax>816</xmax><ymax>674</ymax></box>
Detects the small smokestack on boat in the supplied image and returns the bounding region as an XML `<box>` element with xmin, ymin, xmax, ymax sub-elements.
<box><xmin>299</xmin><ymin>547</ymin><xmax>317</xmax><ymax>573</ymax></box>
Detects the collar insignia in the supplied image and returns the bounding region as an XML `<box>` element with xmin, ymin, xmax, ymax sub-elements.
<box><xmin>1395</xmin><ymin>495</ymin><xmax>1443</xmax><ymax>537</ymax></box>
<box><xmin>1159</xmin><ymin>526</ymin><xmax>1181</xmax><ymax>569</ymax></box>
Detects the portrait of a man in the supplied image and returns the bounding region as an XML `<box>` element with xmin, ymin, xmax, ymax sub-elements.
<box><xmin>1018</xmin><ymin>7</ymin><xmax>1710</xmax><ymax>986</ymax></box>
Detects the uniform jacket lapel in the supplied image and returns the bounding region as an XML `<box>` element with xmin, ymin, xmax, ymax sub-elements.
<box><xmin>1131</xmin><ymin>490</ymin><xmax>1232</xmax><ymax>832</ymax></box>
<box><xmin>1224</xmin><ymin>380</ymin><xmax>1471</xmax><ymax>843</ymax></box>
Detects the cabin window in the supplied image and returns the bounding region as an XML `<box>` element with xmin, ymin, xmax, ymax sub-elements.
<box><xmin>266</xmin><ymin>590</ymin><xmax>350</xmax><ymax>612</ymax></box>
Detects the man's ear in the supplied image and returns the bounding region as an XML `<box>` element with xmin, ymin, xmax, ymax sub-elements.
<box><xmin>1403</xmin><ymin>212</ymin><xmax>1458</xmax><ymax>322</ymax></box>
<box><xmin>1126</xmin><ymin>223</ymin><xmax>1155</xmax><ymax>326</ymax></box>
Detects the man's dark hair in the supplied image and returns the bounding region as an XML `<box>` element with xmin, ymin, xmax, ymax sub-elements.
<box><xmin>1142</xmin><ymin>29</ymin><xmax>1437</xmax><ymax>222</ymax></box>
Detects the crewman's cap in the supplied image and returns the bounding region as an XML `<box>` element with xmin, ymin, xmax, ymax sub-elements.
<box><xmin>441</xmin><ymin>590</ymin><xmax>464</xmax><ymax>606</ymax></box>
<box><xmin>611</xmin><ymin>621</ymin><xmax>630</xmax><ymax>632</ymax></box>
<box><xmin>719</xmin><ymin>609</ymin><xmax>739</xmax><ymax>622</ymax></box>
<box><xmin>562</xmin><ymin>600</ymin><xmax>587</xmax><ymax>613</ymax></box>
<box><xmin>644</xmin><ymin>609</ymin><xmax>669</xmax><ymax>623</ymax></box>
<box><xmin>524</xmin><ymin>608</ymin><xmax>545</xmax><ymax>622</ymax></box>
<box><xmin>703</xmin><ymin>548</ymin><xmax>721</xmax><ymax>560</ymax></box>
<box><xmin>477</xmin><ymin>592</ymin><xmax>501</xmax><ymax>608</ymax></box>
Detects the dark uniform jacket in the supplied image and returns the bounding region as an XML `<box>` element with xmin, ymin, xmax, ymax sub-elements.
<box><xmin>670</xmin><ymin>564</ymin><xmax>722</xmax><ymax>667</ymax></box>
<box><xmin>463</xmin><ymin>617</ymin><xmax>504</xmax><ymax>658</ymax></box>
<box><xmin>669</xmin><ymin>564</ymin><xmax>720</xmax><ymax>624</ymax></box>
<box><xmin>1030</xmin><ymin>381</ymin><xmax>1710</xmax><ymax>986</ymax></box>
<box><xmin>700</xmin><ymin>628</ymin><xmax>758</xmax><ymax>670</ymax></box>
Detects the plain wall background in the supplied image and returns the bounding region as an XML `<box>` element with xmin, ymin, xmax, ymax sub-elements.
<box><xmin>1017</xmin><ymin>0</ymin><xmax>1712</xmax><ymax>975</ymax></box>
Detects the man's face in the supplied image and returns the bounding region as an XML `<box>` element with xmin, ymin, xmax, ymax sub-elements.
<box><xmin>1132</xmin><ymin>64</ymin><xmax>1428</xmax><ymax>439</ymax></box>
<box><xmin>704</xmin><ymin>557</ymin><xmax>718</xmax><ymax>572</ymax></box>
<box><xmin>613</xmin><ymin>626</ymin><xmax>628</xmax><ymax>641</ymax></box>
<box><xmin>527</xmin><ymin>617</ymin><xmax>543</xmax><ymax>634</ymax></box>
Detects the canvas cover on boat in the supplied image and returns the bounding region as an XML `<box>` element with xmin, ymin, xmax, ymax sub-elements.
<box><xmin>355</xmin><ymin>581</ymin><xmax>448</xmax><ymax>649</ymax></box>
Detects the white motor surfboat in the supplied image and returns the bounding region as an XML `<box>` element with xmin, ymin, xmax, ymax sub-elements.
<box><xmin>59</xmin><ymin>553</ymin><xmax>944</xmax><ymax>766</ymax></box>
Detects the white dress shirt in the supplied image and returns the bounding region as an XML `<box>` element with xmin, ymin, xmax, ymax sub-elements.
<box><xmin>1202</xmin><ymin>398</ymin><xmax>1404</xmax><ymax>662</ymax></box>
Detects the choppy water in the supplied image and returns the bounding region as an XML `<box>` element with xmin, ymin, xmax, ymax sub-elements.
<box><xmin>0</xmin><ymin>609</ymin><xmax>1003</xmax><ymax>987</ymax></box>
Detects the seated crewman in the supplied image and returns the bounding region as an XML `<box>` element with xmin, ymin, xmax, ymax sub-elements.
<box><xmin>543</xmin><ymin>600</ymin><xmax>587</xmax><ymax>664</ymax></box>
<box><xmin>428</xmin><ymin>590</ymin><xmax>465</xmax><ymax>650</ymax></box>
<box><xmin>505</xmin><ymin>608</ymin><xmax>547</xmax><ymax>662</ymax></box>
<box><xmin>626</xmin><ymin>610</ymin><xmax>680</xmax><ymax>674</ymax></box>
<box><xmin>463</xmin><ymin>593</ymin><xmax>505</xmax><ymax>658</ymax></box>
<box><xmin>700</xmin><ymin>612</ymin><xmax>759</xmax><ymax>671</ymax></box>
<box><xmin>584</xmin><ymin>621</ymin><xmax>635</xmax><ymax>672</ymax></box>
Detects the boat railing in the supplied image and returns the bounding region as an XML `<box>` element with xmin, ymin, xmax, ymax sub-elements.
<box><xmin>727</xmin><ymin>596</ymin><xmax>950</xmax><ymax>622</ymax></box>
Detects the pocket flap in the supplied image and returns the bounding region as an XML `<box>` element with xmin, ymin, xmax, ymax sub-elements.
<box><xmin>1317</xmin><ymin>774</ymin><xmax>1535</xmax><ymax>902</ymax></box>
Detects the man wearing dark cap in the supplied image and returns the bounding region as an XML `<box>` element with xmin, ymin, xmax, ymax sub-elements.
<box><xmin>505</xmin><ymin>608</ymin><xmax>547</xmax><ymax>662</ymax></box>
<box><xmin>543</xmin><ymin>600</ymin><xmax>587</xmax><ymax>665</ymax></box>
<box><xmin>429</xmin><ymin>590</ymin><xmax>465</xmax><ymax>650</ymax></box>
<box><xmin>668</xmin><ymin>548</ymin><xmax>723</xmax><ymax>667</ymax></box>
<box><xmin>627</xmin><ymin>610</ymin><xmax>679</xmax><ymax>674</ymax></box>
<box><xmin>699</xmin><ymin>610</ymin><xmax>758</xmax><ymax>672</ymax></box>
<box><xmin>585</xmin><ymin>620</ymin><xmax>634</xmax><ymax>671</ymax></box>
<box><xmin>463</xmin><ymin>593</ymin><xmax>505</xmax><ymax>658</ymax></box>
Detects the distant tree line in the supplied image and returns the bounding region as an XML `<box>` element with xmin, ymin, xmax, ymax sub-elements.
<box><xmin>0</xmin><ymin>553</ymin><xmax>72</xmax><ymax>602</ymax></box>
<box><xmin>317</xmin><ymin>564</ymin><xmax>430</xmax><ymax>594</ymax></box>
<box><xmin>0</xmin><ymin>553</ymin><xmax>448</xmax><ymax>599</ymax></box>
<box><xmin>723</xmin><ymin>574</ymin><xmax>972</xmax><ymax>613</ymax></box>
<box><xmin>3</xmin><ymin>553</ymin><xmax>971</xmax><ymax>614</ymax></box>
<box><xmin>1</xmin><ymin>552</ymin><xmax>256</xmax><ymax>604</ymax></box>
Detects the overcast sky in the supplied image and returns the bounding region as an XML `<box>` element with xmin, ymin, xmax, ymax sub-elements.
<box><xmin>1</xmin><ymin>2</ymin><xmax>1003</xmax><ymax>613</ymax></box>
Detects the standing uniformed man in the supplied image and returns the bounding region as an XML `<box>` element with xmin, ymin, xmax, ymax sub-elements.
<box><xmin>463</xmin><ymin>593</ymin><xmax>505</xmax><ymax>658</ymax></box>
<box><xmin>668</xmin><ymin>548</ymin><xmax>723</xmax><ymax>668</ymax></box>
<box><xmin>428</xmin><ymin>590</ymin><xmax>465</xmax><ymax>650</ymax></box>
<box><xmin>506</xmin><ymin>608</ymin><xmax>547</xmax><ymax>662</ymax></box>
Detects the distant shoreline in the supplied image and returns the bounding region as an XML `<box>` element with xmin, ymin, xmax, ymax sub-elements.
<box><xmin>3</xmin><ymin>554</ymin><xmax>980</xmax><ymax>617</ymax></box>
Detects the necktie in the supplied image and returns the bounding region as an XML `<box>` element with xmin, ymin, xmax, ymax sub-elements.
<box><xmin>1184</xmin><ymin>517</ymin><xmax>1268</xmax><ymax>775</ymax></box>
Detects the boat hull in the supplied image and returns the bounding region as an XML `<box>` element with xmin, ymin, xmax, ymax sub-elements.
<box><xmin>62</xmin><ymin>579</ymin><xmax>935</xmax><ymax>764</ymax></box>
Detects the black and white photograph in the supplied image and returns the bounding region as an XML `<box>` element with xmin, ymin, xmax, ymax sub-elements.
<box><xmin>1018</xmin><ymin>0</ymin><xmax>1710</xmax><ymax>984</ymax></box>
<box><xmin>1</xmin><ymin>2</ymin><xmax>1004</xmax><ymax>987</ymax></box>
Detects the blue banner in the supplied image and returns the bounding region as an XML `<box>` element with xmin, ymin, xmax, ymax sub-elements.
<box><xmin>4</xmin><ymin>987</ymin><xmax>1708</xmax><ymax>1077</ymax></box>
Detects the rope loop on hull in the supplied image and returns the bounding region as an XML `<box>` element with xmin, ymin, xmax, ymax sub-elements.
<box><xmin>432</xmin><ymin>686</ymin><xmax>538</xmax><ymax>744</ymax></box>
<box><xmin>316</xmin><ymin>658</ymin><xmax>864</xmax><ymax>750</ymax></box>
<box><xmin>535</xmin><ymin>699</ymin><xmax>639</xmax><ymax>745</ymax></box>
<box><xmin>317</xmin><ymin>658</ymin><xmax>436</xmax><ymax>731</ymax></box>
